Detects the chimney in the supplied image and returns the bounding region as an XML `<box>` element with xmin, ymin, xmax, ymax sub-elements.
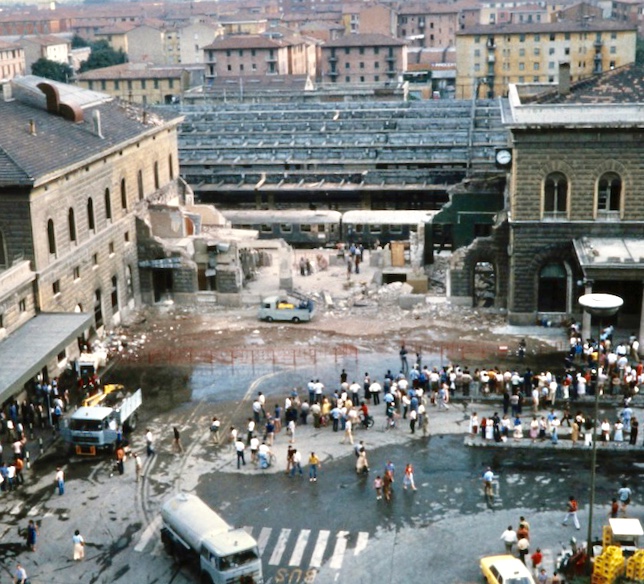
<box><xmin>92</xmin><ymin>109</ymin><xmax>104</xmax><ymax>139</ymax></box>
<box><xmin>2</xmin><ymin>83</ymin><xmax>13</xmax><ymax>102</ymax></box>
<box><xmin>558</xmin><ymin>62</ymin><xmax>571</xmax><ymax>96</ymax></box>
<box><xmin>29</xmin><ymin>119</ymin><xmax>37</xmax><ymax>136</ymax></box>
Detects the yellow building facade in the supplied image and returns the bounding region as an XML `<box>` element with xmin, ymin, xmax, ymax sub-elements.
<box><xmin>455</xmin><ymin>21</ymin><xmax>637</xmax><ymax>98</ymax></box>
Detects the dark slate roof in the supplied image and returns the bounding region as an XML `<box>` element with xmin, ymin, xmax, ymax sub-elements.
<box><xmin>535</xmin><ymin>63</ymin><xmax>644</xmax><ymax>104</ymax></box>
<box><xmin>0</xmin><ymin>79</ymin><xmax>181</xmax><ymax>188</ymax></box>
<box><xmin>322</xmin><ymin>33</ymin><xmax>406</xmax><ymax>47</ymax></box>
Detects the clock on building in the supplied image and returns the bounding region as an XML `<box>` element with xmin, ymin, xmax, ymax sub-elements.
<box><xmin>495</xmin><ymin>148</ymin><xmax>513</xmax><ymax>168</ymax></box>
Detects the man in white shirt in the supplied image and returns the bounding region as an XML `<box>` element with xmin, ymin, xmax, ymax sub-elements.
<box><xmin>289</xmin><ymin>449</ymin><xmax>303</xmax><ymax>476</ymax></box>
<box><xmin>235</xmin><ymin>439</ymin><xmax>246</xmax><ymax>469</ymax></box>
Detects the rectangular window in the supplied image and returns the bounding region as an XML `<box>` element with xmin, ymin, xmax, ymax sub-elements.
<box><xmin>359</xmin><ymin>47</ymin><xmax>364</xmax><ymax>55</ymax></box>
<box><xmin>374</xmin><ymin>75</ymin><xmax>379</xmax><ymax>82</ymax></box>
<box><xmin>57</xmin><ymin>349</ymin><xmax>66</xmax><ymax>364</ymax></box>
<box><xmin>534</xmin><ymin>34</ymin><xmax>540</xmax><ymax>41</ymax></box>
<box><xmin>124</xmin><ymin>231</ymin><xmax>130</xmax><ymax>243</ymax></box>
<box><xmin>345</xmin><ymin>62</ymin><xmax>350</xmax><ymax>69</ymax></box>
<box><xmin>374</xmin><ymin>47</ymin><xmax>379</xmax><ymax>54</ymax></box>
<box><xmin>369</xmin><ymin>224</ymin><xmax>381</xmax><ymax>234</ymax></box>
<box><xmin>141</xmin><ymin>80</ymin><xmax>146</xmax><ymax>89</ymax></box>
<box><xmin>474</xmin><ymin>49</ymin><xmax>480</xmax><ymax>57</ymax></box>
<box><xmin>533</xmin><ymin>62</ymin><xmax>539</xmax><ymax>70</ymax></box>
<box><xmin>154</xmin><ymin>79</ymin><xmax>159</xmax><ymax>89</ymax></box>
<box><xmin>109</xmin><ymin>241</ymin><xmax>115</xmax><ymax>255</ymax></box>
<box><xmin>519</xmin><ymin>48</ymin><xmax>525</xmax><ymax>57</ymax></box>
<box><xmin>127</xmin><ymin>80</ymin><xmax>132</xmax><ymax>89</ymax></box>
<box><xmin>344</xmin><ymin>47</ymin><xmax>350</xmax><ymax>55</ymax></box>
<box><xmin>101</xmin><ymin>80</ymin><xmax>106</xmax><ymax>90</ymax></box>
<box><xmin>114</xmin><ymin>80</ymin><xmax>120</xmax><ymax>90</ymax></box>
<box><xmin>610</xmin><ymin>46</ymin><xmax>616</xmax><ymax>54</ymax></box>
<box><xmin>73</xmin><ymin>266</ymin><xmax>80</xmax><ymax>280</ymax></box>
<box><xmin>260</xmin><ymin>224</ymin><xmax>272</xmax><ymax>233</ymax></box>
<box><xmin>19</xmin><ymin>298</ymin><xmax>26</xmax><ymax>312</ymax></box>
<box><xmin>280</xmin><ymin>224</ymin><xmax>292</xmax><ymax>233</ymax></box>
<box><xmin>375</xmin><ymin>62</ymin><xmax>379</xmax><ymax>69</ymax></box>
<box><xmin>564</xmin><ymin>47</ymin><xmax>570</xmax><ymax>55</ymax></box>
<box><xmin>300</xmin><ymin>224</ymin><xmax>311</xmax><ymax>232</ymax></box>
<box><xmin>519</xmin><ymin>62</ymin><xmax>525</xmax><ymax>70</ymax></box>
<box><xmin>564</xmin><ymin>32</ymin><xmax>570</xmax><ymax>40</ymax></box>
<box><xmin>550</xmin><ymin>33</ymin><xmax>555</xmax><ymax>41</ymax></box>
<box><xmin>53</xmin><ymin>280</ymin><xmax>61</xmax><ymax>295</ymax></box>
<box><xmin>534</xmin><ymin>48</ymin><xmax>540</xmax><ymax>56</ymax></box>
<box><xmin>519</xmin><ymin>34</ymin><xmax>525</xmax><ymax>42</ymax></box>
<box><xmin>549</xmin><ymin>61</ymin><xmax>555</xmax><ymax>69</ymax></box>
<box><xmin>0</xmin><ymin>314</ymin><xmax>3</xmax><ymax>328</ymax></box>
<box><xmin>92</xmin><ymin>253</ymin><xmax>99</xmax><ymax>267</ymax></box>
<box><xmin>251</xmin><ymin>49</ymin><xmax>256</xmax><ymax>56</ymax></box>
<box><xmin>389</xmin><ymin>224</ymin><xmax>402</xmax><ymax>234</ymax></box>
<box><xmin>345</xmin><ymin>76</ymin><xmax>350</xmax><ymax>82</ymax></box>
<box><xmin>360</xmin><ymin>62</ymin><xmax>364</xmax><ymax>69</ymax></box>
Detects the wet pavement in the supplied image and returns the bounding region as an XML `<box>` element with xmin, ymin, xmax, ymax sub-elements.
<box><xmin>1</xmin><ymin>351</ymin><xmax>643</xmax><ymax>584</ymax></box>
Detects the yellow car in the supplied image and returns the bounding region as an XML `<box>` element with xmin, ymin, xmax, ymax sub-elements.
<box><xmin>480</xmin><ymin>555</ymin><xmax>536</xmax><ymax>584</ymax></box>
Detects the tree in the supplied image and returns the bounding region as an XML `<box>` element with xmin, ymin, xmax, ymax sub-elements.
<box><xmin>79</xmin><ymin>40</ymin><xmax>127</xmax><ymax>73</ymax></box>
<box><xmin>72</xmin><ymin>34</ymin><xmax>89</xmax><ymax>49</ymax></box>
<box><xmin>637</xmin><ymin>38</ymin><xmax>644</xmax><ymax>65</ymax></box>
<box><xmin>31</xmin><ymin>58</ymin><xmax>73</xmax><ymax>83</ymax></box>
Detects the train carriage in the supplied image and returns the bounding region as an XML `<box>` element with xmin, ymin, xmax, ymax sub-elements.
<box><xmin>222</xmin><ymin>210</ymin><xmax>342</xmax><ymax>248</ymax></box>
<box><xmin>341</xmin><ymin>210</ymin><xmax>437</xmax><ymax>247</ymax></box>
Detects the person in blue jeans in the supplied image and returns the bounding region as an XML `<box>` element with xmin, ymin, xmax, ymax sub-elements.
<box><xmin>308</xmin><ymin>452</ymin><xmax>320</xmax><ymax>482</ymax></box>
<box><xmin>55</xmin><ymin>467</ymin><xmax>65</xmax><ymax>495</ymax></box>
<box><xmin>290</xmin><ymin>449</ymin><xmax>303</xmax><ymax>477</ymax></box>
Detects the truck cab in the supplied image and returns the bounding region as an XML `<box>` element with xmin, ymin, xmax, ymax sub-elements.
<box><xmin>258</xmin><ymin>295</ymin><xmax>314</xmax><ymax>323</ymax></box>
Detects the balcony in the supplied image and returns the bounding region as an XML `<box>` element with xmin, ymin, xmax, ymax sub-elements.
<box><xmin>486</xmin><ymin>40</ymin><xmax>496</xmax><ymax>50</ymax></box>
<box><xmin>328</xmin><ymin>70</ymin><xmax>339</xmax><ymax>78</ymax></box>
<box><xmin>488</xmin><ymin>54</ymin><xmax>495</xmax><ymax>63</ymax></box>
<box><xmin>328</xmin><ymin>55</ymin><xmax>338</xmax><ymax>63</ymax></box>
<box><xmin>386</xmin><ymin>55</ymin><xmax>396</xmax><ymax>63</ymax></box>
<box><xmin>265</xmin><ymin>54</ymin><xmax>277</xmax><ymax>63</ymax></box>
<box><xmin>594</xmin><ymin>39</ymin><xmax>603</xmax><ymax>48</ymax></box>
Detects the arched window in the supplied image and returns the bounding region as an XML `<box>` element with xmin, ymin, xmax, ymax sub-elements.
<box><xmin>0</xmin><ymin>230</ymin><xmax>7</xmax><ymax>268</ymax></box>
<box><xmin>68</xmin><ymin>208</ymin><xmax>76</xmax><ymax>242</ymax></box>
<box><xmin>168</xmin><ymin>154</ymin><xmax>174</xmax><ymax>180</ymax></box>
<box><xmin>87</xmin><ymin>198</ymin><xmax>95</xmax><ymax>232</ymax></box>
<box><xmin>597</xmin><ymin>172</ymin><xmax>621</xmax><ymax>214</ymax></box>
<box><xmin>138</xmin><ymin>169</ymin><xmax>144</xmax><ymax>201</ymax></box>
<box><xmin>120</xmin><ymin>178</ymin><xmax>127</xmax><ymax>210</ymax></box>
<box><xmin>538</xmin><ymin>263</ymin><xmax>567</xmax><ymax>312</ymax></box>
<box><xmin>47</xmin><ymin>219</ymin><xmax>56</xmax><ymax>255</ymax></box>
<box><xmin>543</xmin><ymin>172</ymin><xmax>568</xmax><ymax>217</ymax></box>
<box><xmin>105</xmin><ymin>188</ymin><xmax>112</xmax><ymax>221</ymax></box>
<box><xmin>153</xmin><ymin>161</ymin><xmax>160</xmax><ymax>190</ymax></box>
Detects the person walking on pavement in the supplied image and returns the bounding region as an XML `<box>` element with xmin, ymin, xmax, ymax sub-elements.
<box><xmin>72</xmin><ymin>529</ymin><xmax>85</xmax><ymax>560</ymax></box>
<box><xmin>290</xmin><ymin>449</ymin><xmax>303</xmax><ymax>477</ymax></box>
<box><xmin>308</xmin><ymin>452</ymin><xmax>320</xmax><ymax>482</ymax></box>
<box><xmin>115</xmin><ymin>444</ymin><xmax>126</xmax><ymax>476</ymax></box>
<box><xmin>562</xmin><ymin>495</ymin><xmax>581</xmax><ymax>530</ymax></box>
<box><xmin>500</xmin><ymin>526</ymin><xmax>518</xmax><ymax>554</ymax></box>
<box><xmin>399</xmin><ymin>344</ymin><xmax>409</xmax><ymax>375</ymax></box>
<box><xmin>26</xmin><ymin>520</ymin><xmax>38</xmax><ymax>551</ymax></box>
<box><xmin>145</xmin><ymin>428</ymin><xmax>155</xmax><ymax>457</ymax></box>
<box><xmin>13</xmin><ymin>562</ymin><xmax>28</xmax><ymax>584</ymax></box>
<box><xmin>235</xmin><ymin>438</ymin><xmax>246</xmax><ymax>469</ymax></box>
<box><xmin>210</xmin><ymin>417</ymin><xmax>221</xmax><ymax>444</ymax></box>
<box><xmin>172</xmin><ymin>426</ymin><xmax>183</xmax><ymax>453</ymax></box>
<box><xmin>133</xmin><ymin>452</ymin><xmax>143</xmax><ymax>482</ymax></box>
<box><xmin>55</xmin><ymin>467</ymin><xmax>65</xmax><ymax>495</ymax></box>
<box><xmin>618</xmin><ymin>481</ymin><xmax>632</xmax><ymax>516</ymax></box>
<box><xmin>517</xmin><ymin>536</ymin><xmax>529</xmax><ymax>564</ymax></box>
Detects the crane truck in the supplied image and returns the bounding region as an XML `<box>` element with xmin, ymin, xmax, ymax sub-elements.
<box><xmin>60</xmin><ymin>384</ymin><xmax>142</xmax><ymax>456</ymax></box>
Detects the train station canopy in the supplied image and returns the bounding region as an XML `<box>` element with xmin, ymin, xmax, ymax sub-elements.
<box><xmin>0</xmin><ymin>312</ymin><xmax>93</xmax><ymax>405</ymax></box>
<box><xmin>573</xmin><ymin>237</ymin><xmax>644</xmax><ymax>280</ymax></box>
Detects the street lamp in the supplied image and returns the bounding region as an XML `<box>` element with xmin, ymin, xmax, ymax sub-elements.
<box><xmin>578</xmin><ymin>293</ymin><xmax>623</xmax><ymax>571</ymax></box>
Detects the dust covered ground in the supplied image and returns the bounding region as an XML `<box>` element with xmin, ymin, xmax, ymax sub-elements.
<box><xmin>106</xmin><ymin>251</ymin><xmax>567</xmax><ymax>371</ymax></box>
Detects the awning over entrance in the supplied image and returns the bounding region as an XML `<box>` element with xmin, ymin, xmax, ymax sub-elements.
<box><xmin>0</xmin><ymin>312</ymin><xmax>93</xmax><ymax>405</ymax></box>
<box><xmin>573</xmin><ymin>237</ymin><xmax>644</xmax><ymax>279</ymax></box>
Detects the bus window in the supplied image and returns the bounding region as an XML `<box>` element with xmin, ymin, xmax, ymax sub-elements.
<box><xmin>260</xmin><ymin>224</ymin><xmax>272</xmax><ymax>233</ymax></box>
<box><xmin>370</xmin><ymin>224</ymin><xmax>382</xmax><ymax>234</ymax></box>
<box><xmin>219</xmin><ymin>548</ymin><xmax>261</xmax><ymax>571</ymax></box>
<box><xmin>300</xmin><ymin>224</ymin><xmax>312</xmax><ymax>232</ymax></box>
<box><xmin>389</xmin><ymin>224</ymin><xmax>403</xmax><ymax>234</ymax></box>
<box><xmin>280</xmin><ymin>224</ymin><xmax>292</xmax><ymax>233</ymax></box>
<box><xmin>355</xmin><ymin>224</ymin><xmax>364</xmax><ymax>233</ymax></box>
<box><xmin>317</xmin><ymin>224</ymin><xmax>326</xmax><ymax>233</ymax></box>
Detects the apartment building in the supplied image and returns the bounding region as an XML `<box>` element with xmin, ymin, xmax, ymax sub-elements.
<box><xmin>611</xmin><ymin>0</ymin><xmax>644</xmax><ymax>35</ymax></box>
<box><xmin>342</xmin><ymin>3</ymin><xmax>397</xmax><ymax>37</ymax></box>
<box><xmin>455</xmin><ymin>20</ymin><xmax>637</xmax><ymax>99</ymax></box>
<box><xmin>320</xmin><ymin>33</ymin><xmax>407</xmax><ymax>84</ymax></box>
<box><xmin>20</xmin><ymin>34</ymin><xmax>71</xmax><ymax>72</ymax></box>
<box><xmin>0</xmin><ymin>40</ymin><xmax>25</xmax><ymax>81</ymax></box>
<box><xmin>397</xmin><ymin>2</ymin><xmax>480</xmax><ymax>49</ymax></box>
<box><xmin>76</xmin><ymin>62</ymin><xmax>191</xmax><ymax>104</ymax></box>
<box><xmin>0</xmin><ymin>74</ymin><xmax>183</xmax><ymax>401</ymax></box>
<box><xmin>203</xmin><ymin>35</ymin><xmax>298</xmax><ymax>79</ymax></box>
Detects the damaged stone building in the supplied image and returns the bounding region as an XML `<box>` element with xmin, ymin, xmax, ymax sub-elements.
<box><xmin>0</xmin><ymin>76</ymin><xmax>250</xmax><ymax>403</ymax></box>
<box><xmin>449</xmin><ymin>63</ymin><xmax>644</xmax><ymax>341</ymax></box>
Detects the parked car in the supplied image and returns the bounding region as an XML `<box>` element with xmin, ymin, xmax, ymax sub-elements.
<box><xmin>480</xmin><ymin>555</ymin><xmax>535</xmax><ymax>584</ymax></box>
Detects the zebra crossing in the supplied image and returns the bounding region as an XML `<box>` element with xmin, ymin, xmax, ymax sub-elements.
<box><xmin>244</xmin><ymin>526</ymin><xmax>370</xmax><ymax>571</ymax></box>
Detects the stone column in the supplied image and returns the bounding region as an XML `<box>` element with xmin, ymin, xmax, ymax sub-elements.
<box><xmin>582</xmin><ymin>283</ymin><xmax>592</xmax><ymax>340</ymax></box>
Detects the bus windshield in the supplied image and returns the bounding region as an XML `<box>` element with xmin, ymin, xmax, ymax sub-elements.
<box><xmin>219</xmin><ymin>548</ymin><xmax>260</xmax><ymax>571</ymax></box>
